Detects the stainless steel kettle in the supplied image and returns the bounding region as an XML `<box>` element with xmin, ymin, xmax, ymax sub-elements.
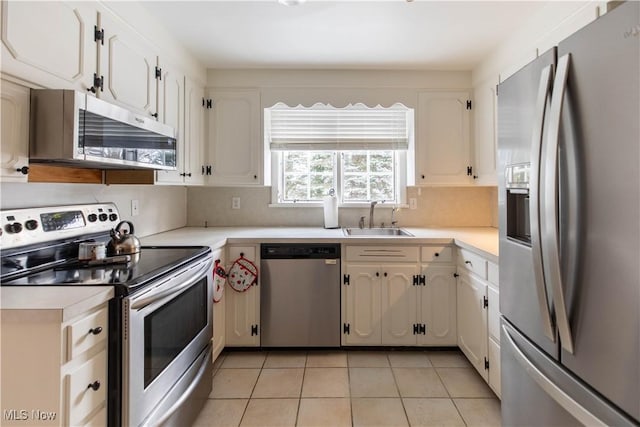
<box><xmin>107</xmin><ymin>221</ymin><xmax>141</xmax><ymax>256</ymax></box>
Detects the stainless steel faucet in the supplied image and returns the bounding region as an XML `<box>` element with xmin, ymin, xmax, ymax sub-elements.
<box><xmin>369</xmin><ymin>201</ymin><xmax>378</xmax><ymax>228</ymax></box>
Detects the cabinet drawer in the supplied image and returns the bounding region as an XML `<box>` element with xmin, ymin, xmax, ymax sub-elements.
<box><xmin>68</xmin><ymin>306</ymin><xmax>108</xmax><ymax>360</ymax></box>
<box><xmin>346</xmin><ymin>246</ymin><xmax>419</xmax><ymax>262</ymax></box>
<box><xmin>421</xmin><ymin>246</ymin><xmax>453</xmax><ymax>263</ymax></box>
<box><xmin>67</xmin><ymin>350</ymin><xmax>107</xmax><ymax>425</ymax></box>
<box><xmin>457</xmin><ymin>249</ymin><xmax>487</xmax><ymax>279</ymax></box>
<box><xmin>488</xmin><ymin>261</ymin><xmax>499</xmax><ymax>287</ymax></box>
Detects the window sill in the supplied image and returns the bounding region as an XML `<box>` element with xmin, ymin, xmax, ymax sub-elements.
<box><xmin>268</xmin><ymin>202</ymin><xmax>409</xmax><ymax>209</ymax></box>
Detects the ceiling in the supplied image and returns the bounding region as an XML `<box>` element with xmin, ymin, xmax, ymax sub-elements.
<box><xmin>142</xmin><ymin>1</ymin><xmax>546</xmax><ymax>70</ymax></box>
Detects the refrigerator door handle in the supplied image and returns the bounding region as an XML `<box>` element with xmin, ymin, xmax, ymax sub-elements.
<box><xmin>502</xmin><ymin>324</ymin><xmax>607</xmax><ymax>427</ymax></box>
<box><xmin>530</xmin><ymin>64</ymin><xmax>556</xmax><ymax>342</ymax></box>
<box><xmin>542</xmin><ymin>53</ymin><xmax>574</xmax><ymax>354</ymax></box>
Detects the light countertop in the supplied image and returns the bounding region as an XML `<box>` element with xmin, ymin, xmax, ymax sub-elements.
<box><xmin>1</xmin><ymin>286</ymin><xmax>114</xmax><ymax>322</ymax></box>
<box><xmin>142</xmin><ymin>226</ymin><xmax>498</xmax><ymax>262</ymax></box>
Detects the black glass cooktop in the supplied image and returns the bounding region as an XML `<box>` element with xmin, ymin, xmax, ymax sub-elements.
<box><xmin>1</xmin><ymin>246</ymin><xmax>210</xmax><ymax>296</ymax></box>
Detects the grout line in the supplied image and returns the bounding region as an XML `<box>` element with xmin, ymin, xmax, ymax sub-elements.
<box><xmin>295</xmin><ymin>356</ymin><xmax>307</xmax><ymax>426</ymax></box>
<box><xmin>389</xmin><ymin>352</ymin><xmax>412</xmax><ymax>426</ymax></box>
<box><xmin>451</xmin><ymin>398</ymin><xmax>470</xmax><ymax>427</ymax></box>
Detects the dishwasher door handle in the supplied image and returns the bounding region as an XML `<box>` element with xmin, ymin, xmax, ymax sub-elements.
<box><xmin>325</xmin><ymin>259</ymin><xmax>337</xmax><ymax>265</ymax></box>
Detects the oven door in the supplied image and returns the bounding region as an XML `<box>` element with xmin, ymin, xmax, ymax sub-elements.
<box><xmin>123</xmin><ymin>255</ymin><xmax>213</xmax><ymax>427</ymax></box>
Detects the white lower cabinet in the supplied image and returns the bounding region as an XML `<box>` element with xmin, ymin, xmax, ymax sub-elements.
<box><xmin>456</xmin><ymin>249</ymin><xmax>501</xmax><ymax>397</ymax></box>
<box><xmin>456</xmin><ymin>269</ymin><xmax>488</xmax><ymax>380</ymax></box>
<box><xmin>224</xmin><ymin>245</ymin><xmax>260</xmax><ymax>347</ymax></box>
<box><xmin>211</xmin><ymin>248</ymin><xmax>226</xmax><ymax>360</ymax></box>
<box><xmin>0</xmin><ymin>301</ymin><xmax>109</xmax><ymax>426</ymax></box>
<box><xmin>419</xmin><ymin>265</ymin><xmax>457</xmax><ymax>346</ymax></box>
<box><xmin>380</xmin><ymin>264</ymin><xmax>419</xmax><ymax>346</ymax></box>
<box><xmin>342</xmin><ymin>245</ymin><xmax>456</xmax><ymax>347</ymax></box>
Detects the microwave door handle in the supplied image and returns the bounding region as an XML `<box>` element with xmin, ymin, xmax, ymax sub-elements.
<box><xmin>130</xmin><ymin>258</ymin><xmax>213</xmax><ymax>310</ymax></box>
<box><xmin>542</xmin><ymin>53</ymin><xmax>574</xmax><ymax>354</ymax></box>
<box><xmin>530</xmin><ymin>64</ymin><xmax>556</xmax><ymax>342</ymax></box>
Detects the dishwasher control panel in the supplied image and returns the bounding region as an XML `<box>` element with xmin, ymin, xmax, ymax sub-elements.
<box><xmin>260</xmin><ymin>243</ymin><xmax>341</xmax><ymax>259</ymax></box>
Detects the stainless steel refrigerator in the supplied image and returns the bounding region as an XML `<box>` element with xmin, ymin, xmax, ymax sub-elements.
<box><xmin>497</xmin><ymin>2</ymin><xmax>639</xmax><ymax>425</ymax></box>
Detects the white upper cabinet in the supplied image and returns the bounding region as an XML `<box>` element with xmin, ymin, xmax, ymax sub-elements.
<box><xmin>98</xmin><ymin>12</ymin><xmax>158</xmax><ymax>117</ymax></box>
<box><xmin>416</xmin><ymin>91</ymin><xmax>473</xmax><ymax>185</ymax></box>
<box><xmin>184</xmin><ymin>77</ymin><xmax>205</xmax><ymax>185</ymax></box>
<box><xmin>155</xmin><ymin>62</ymin><xmax>185</xmax><ymax>184</ymax></box>
<box><xmin>207</xmin><ymin>89</ymin><xmax>261</xmax><ymax>186</ymax></box>
<box><xmin>1</xmin><ymin>80</ymin><xmax>30</xmax><ymax>182</ymax></box>
<box><xmin>473</xmin><ymin>81</ymin><xmax>498</xmax><ymax>185</ymax></box>
<box><xmin>0</xmin><ymin>1</ymin><xmax>97</xmax><ymax>91</ymax></box>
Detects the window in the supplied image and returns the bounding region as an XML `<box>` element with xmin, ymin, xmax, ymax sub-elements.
<box><xmin>266</xmin><ymin>103</ymin><xmax>413</xmax><ymax>206</ymax></box>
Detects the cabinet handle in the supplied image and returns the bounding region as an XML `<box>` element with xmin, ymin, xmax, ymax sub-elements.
<box><xmin>87</xmin><ymin>381</ymin><xmax>100</xmax><ymax>391</ymax></box>
<box><xmin>16</xmin><ymin>166</ymin><xmax>29</xmax><ymax>175</ymax></box>
<box><xmin>434</xmin><ymin>252</ymin><xmax>439</xmax><ymax>257</ymax></box>
<box><xmin>150</xmin><ymin>112</ymin><xmax>158</xmax><ymax>119</ymax></box>
<box><xmin>383</xmin><ymin>272</ymin><xmax>387</xmax><ymax>277</ymax></box>
<box><xmin>88</xmin><ymin>326</ymin><xmax>103</xmax><ymax>335</ymax></box>
<box><xmin>179</xmin><ymin>173</ymin><xmax>186</xmax><ymax>177</ymax></box>
<box><xmin>375</xmin><ymin>272</ymin><xmax>380</xmax><ymax>277</ymax></box>
<box><xmin>421</xmin><ymin>174</ymin><xmax>425</xmax><ymax>179</ymax></box>
<box><xmin>253</xmin><ymin>175</ymin><xmax>257</xmax><ymax>180</ymax></box>
<box><xmin>465</xmin><ymin>260</ymin><xmax>472</xmax><ymax>266</ymax></box>
<box><xmin>186</xmin><ymin>173</ymin><xmax>192</xmax><ymax>177</ymax></box>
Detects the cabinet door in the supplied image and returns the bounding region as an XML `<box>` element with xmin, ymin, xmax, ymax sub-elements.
<box><xmin>207</xmin><ymin>90</ymin><xmax>261</xmax><ymax>186</ymax></box>
<box><xmin>343</xmin><ymin>264</ymin><xmax>381</xmax><ymax>345</ymax></box>
<box><xmin>0</xmin><ymin>80</ymin><xmax>29</xmax><ymax>182</ymax></box>
<box><xmin>419</xmin><ymin>265</ymin><xmax>457</xmax><ymax>346</ymax></box>
<box><xmin>0</xmin><ymin>1</ymin><xmax>97</xmax><ymax>91</ymax></box>
<box><xmin>225</xmin><ymin>246</ymin><xmax>259</xmax><ymax>347</ymax></box>
<box><xmin>416</xmin><ymin>91</ymin><xmax>472</xmax><ymax>184</ymax></box>
<box><xmin>155</xmin><ymin>63</ymin><xmax>185</xmax><ymax>184</ymax></box>
<box><xmin>456</xmin><ymin>271</ymin><xmax>488</xmax><ymax>380</ymax></box>
<box><xmin>211</xmin><ymin>249</ymin><xmax>225</xmax><ymax>360</ymax></box>
<box><xmin>488</xmin><ymin>337</ymin><xmax>501</xmax><ymax>398</ymax></box>
<box><xmin>98</xmin><ymin>12</ymin><xmax>157</xmax><ymax>116</ymax></box>
<box><xmin>473</xmin><ymin>81</ymin><xmax>498</xmax><ymax>185</ymax></box>
<box><xmin>380</xmin><ymin>264</ymin><xmax>418</xmax><ymax>346</ymax></box>
<box><xmin>487</xmin><ymin>284</ymin><xmax>500</xmax><ymax>343</ymax></box>
<box><xmin>184</xmin><ymin>77</ymin><xmax>205</xmax><ymax>185</ymax></box>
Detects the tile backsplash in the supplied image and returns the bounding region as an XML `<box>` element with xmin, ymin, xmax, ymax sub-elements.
<box><xmin>188</xmin><ymin>186</ymin><xmax>498</xmax><ymax>228</ymax></box>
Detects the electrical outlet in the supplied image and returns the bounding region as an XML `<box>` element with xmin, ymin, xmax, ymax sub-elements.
<box><xmin>131</xmin><ymin>199</ymin><xmax>139</xmax><ymax>216</ymax></box>
<box><xmin>409</xmin><ymin>198</ymin><xmax>417</xmax><ymax>210</ymax></box>
<box><xmin>231</xmin><ymin>197</ymin><xmax>241</xmax><ymax>209</ymax></box>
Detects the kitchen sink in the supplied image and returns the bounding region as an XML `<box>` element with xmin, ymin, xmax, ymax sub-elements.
<box><xmin>343</xmin><ymin>227</ymin><xmax>413</xmax><ymax>237</ymax></box>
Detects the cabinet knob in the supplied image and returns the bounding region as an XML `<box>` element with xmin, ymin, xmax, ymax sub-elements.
<box><xmin>88</xmin><ymin>326</ymin><xmax>103</xmax><ymax>335</ymax></box>
<box><xmin>150</xmin><ymin>112</ymin><xmax>158</xmax><ymax>119</ymax></box>
<box><xmin>383</xmin><ymin>272</ymin><xmax>387</xmax><ymax>277</ymax></box>
<box><xmin>465</xmin><ymin>260</ymin><xmax>472</xmax><ymax>266</ymax></box>
<box><xmin>434</xmin><ymin>252</ymin><xmax>439</xmax><ymax>257</ymax></box>
<box><xmin>186</xmin><ymin>173</ymin><xmax>192</xmax><ymax>177</ymax></box>
<box><xmin>375</xmin><ymin>272</ymin><xmax>380</xmax><ymax>277</ymax></box>
<box><xmin>16</xmin><ymin>166</ymin><xmax>29</xmax><ymax>175</ymax></box>
<box><xmin>87</xmin><ymin>381</ymin><xmax>100</xmax><ymax>391</ymax></box>
<box><xmin>421</xmin><ymin>174</ymin><xmax>425</xmax><ymax>179</ymax></box>
<box><xmin>253</xmin><ymin>175</ymin><xmax>257</xmax><ymax>180</ymax></box>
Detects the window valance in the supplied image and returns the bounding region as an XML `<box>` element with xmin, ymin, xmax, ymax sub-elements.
<box><xmin>265</xmin><ymin>102</ymin><xmax>412</xmax><ymax>151</ymax></box>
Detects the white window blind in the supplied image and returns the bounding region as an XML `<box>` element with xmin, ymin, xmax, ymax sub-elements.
<box><xmin>266</xmin><ymin>102</ymin><xmax>412</xmax><ymax>151</ymax></box>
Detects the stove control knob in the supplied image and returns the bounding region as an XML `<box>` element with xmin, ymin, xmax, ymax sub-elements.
<box><xmin>87</xmin><ymin>214</ymin><xmax>98</xmax><ymax>222</ymax></box>
<box><xmin>24</xmin><ymin>220</ymin><xmax>38</xmax><ymax>231</ymax></box>
<box><xmin>109</xmin><ymin>213</ymin><xmax>118</xmax><ymax>222</ymax></box>
<box><xmin>98</xmin><ymin>213</ymin><xmax>108</xmax><ymax>222</ymax></box>
<box><xmin>4</xmin><ymin>222</ymin><xmax>23</xmax><ymax>234</ymax></box>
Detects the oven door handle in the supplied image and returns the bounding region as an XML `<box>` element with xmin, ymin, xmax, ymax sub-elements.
<box><xmin>131</xmin><ymin>258</ymin><xmax>213</xmax><ymax>310</ymax></box>
<box><xmin>152</xmin><ymin>346</ymin><xmax>211</xmax><ymax>427</ymax></box>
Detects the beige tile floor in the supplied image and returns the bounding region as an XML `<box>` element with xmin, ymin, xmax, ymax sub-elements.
<box><xmin>193</xmin><ymin>350</ymin><xmax>501</xmax><ymax>427</ymax></box>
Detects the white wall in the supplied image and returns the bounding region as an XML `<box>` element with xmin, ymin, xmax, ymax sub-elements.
<box><xmin>0</xmin><ymin>183</ymin><xmax>187</xmax><ymax>237</ymax></box>
<box><xmin>472</xmin><ymin>1</ymin><xmax>606</xmax><ymax>86</ymax></box>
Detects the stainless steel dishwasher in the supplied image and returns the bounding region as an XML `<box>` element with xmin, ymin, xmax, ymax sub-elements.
<box><xmin>260</xmin><ymin>243</ymin><xmax>341</xmax><ymax>347</ymax></box>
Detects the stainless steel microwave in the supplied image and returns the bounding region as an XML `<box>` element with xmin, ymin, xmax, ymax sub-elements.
<box><xmin>29</xmin><ymin>90</ymin><xmax>177</xmax><ymax>170</ymax></box>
